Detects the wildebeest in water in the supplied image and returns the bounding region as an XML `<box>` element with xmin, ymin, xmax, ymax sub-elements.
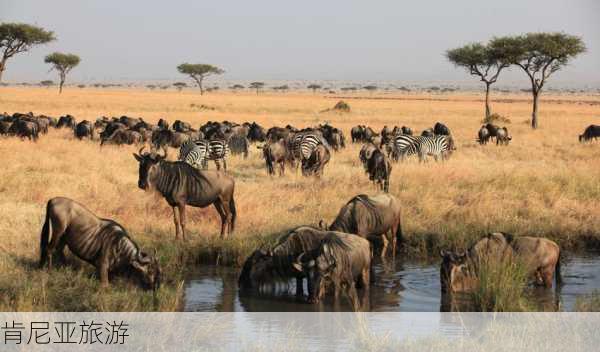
<box><xmin>238</xmin><ymin>226</ymin><xmax>328</xmax><ymax>297</ymax></box>
<box><xmin>292</xmin><ymin>232</ymin><xmax>371</xmax><ymax>311</ymax></box>
<box><xmin>39</xmin><ymin>197</ymin><xmax>161</xmax><ymax>289</ymax></box>
<box><xmin>440</xmin><ymin>232</ymin><xmax>561</xmax><ymax>293</ymax></box>
<box><xmin>133</xmin><ymin>146</ymin><xmax>236</xmax><ymax>239</ymax></box>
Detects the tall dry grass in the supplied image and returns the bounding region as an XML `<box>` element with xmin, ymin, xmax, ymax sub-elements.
<box><xmin>0</xmin><ymin>87</ymin><xmax>599</xmax><ymax>311</ymax></box>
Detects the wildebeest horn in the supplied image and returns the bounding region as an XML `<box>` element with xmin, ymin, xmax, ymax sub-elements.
<box><xmin>138</xmin><ymin>251</ymin><xmax>151</xmax><ymax>264</ymax></box>
<box><xmin>139</xmin><ymin>146</ymin><xmax>146</xmax><ymax>155</ymax></box>
<box><xmin>296</xmin><ymin>253</ymin><xmax>304</xmax><ymax>264</ymax></box>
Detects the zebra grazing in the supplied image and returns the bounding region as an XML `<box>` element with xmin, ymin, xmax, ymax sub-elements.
<box><xmin>292</xmin><ymin>131</ymin><xmax>323</xmax><ymax>162</ymax></box>
<box><xmin>389</xmin><ymin>134</ymin><xmax>424</xmax><ymax>161</ymax></box>
<box><xmin>179</xmin><ymin>138</ymin><xmax>229</xmax><ymax>171</ymax></box>
<box><xmin>416</xmin><ymin>135</ymin><xmax>455</xmax><ymax>162</ymax></box>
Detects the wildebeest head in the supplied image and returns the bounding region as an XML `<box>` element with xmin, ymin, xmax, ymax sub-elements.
<box><xmin>238</xmin><ymin>248</ymin><xmax>281</xmax><ymax>291</ymax></box>
<box><xmin>292</xmin><ymin>245</ymin><xmax>336</xmax><ymax>303</ymax></box>
<box><xmin>439</xmin><ymin>249</ymin><xmax>475</xmax><ymax>293</ymax></box>
<box><xmin>131</xmin><ymin>249</ymin><xmax>161</xmax><ymax>290</ymax></box>
<box><xmin>133</xmin><ymin>146</ymin><xmax>167</xmax><ymax>190</ymax></box>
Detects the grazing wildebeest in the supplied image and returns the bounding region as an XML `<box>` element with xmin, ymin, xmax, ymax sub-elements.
<box><xmin>440</xmin><ymin>232</ymin><xmax>561</xmax><ymax>293</ymax></box>
<box><xmin>292</xmin><ymin>232</ymin><xmax>371</xmax><ymax>310</ymax></box>
<box><xmin>228</xmin><ymin>134</ymin><xmax>250</xmax><ymax>158</ymax></box>
<box><xmin>158</xmin><ymin>118</ymin><xmax>170</xmax><ymax>130</ymax></box>
<box><xmin>484</xmin><ymin>123</ymin><xmax>500</xmax><ymax>141</ymax></box>
<box><xmin>478</xmin><ymin>125</ymin><xmax>490</xmax><ymax>145</ymax></box>
<box><xmin>151</xmin><ymin>129</ymin><xmax>190</xmax><ymax>148</ymax></box>
<box><xmin>496</xmin><ymin>127</ymin><xmax>512</xmax><ymax>145</ymax></box>
<box><xmin>57</xmin><ymin>115</ymin><xmax>76</xmax><ymax>129</ymax></box>
<box><xmin>0</xmin><ymin>120</ymin><xmax>11</xmax><ymax>135</ymax></box>
<box><xmin>101</xmin><ymin>129</ymin><xmax>142</xmax><ymax>146</ymax></box>
<box><xmin>238</xmin><ymin>226</ymin><xmax>328</xmax><ymax>296</ymax></box>
<box><xmin>434</xmin><ymin>122</ymin><xmax>451</xmax><ymax>136</ymax></box>
<box><xmin>39</xmin><ymin>197</ymin><xmax>161</xmax><ymax>289</ymax></box>
<box><xmin>10</xmin><ymin>119</ymin><xmax>39</xmax><ymax>141</ymax></box>
<box><xmin>322</xmin><ymin>193</ymin><xmax>402</xmax><ymax>258</ymax></box>
<box><xmin>34</xmin><ymin>117</ymin><xmax>50</xmax><ymax>134</ymax></box>
<box><xmin>359</xmin><ymin>143</ymin><xmax>379</xmax><ymax>171</ymax></box>
<box><xmin>133</xmin><ymin>147</ymin><xmax>236</xmax><ymax>239</ymax></box>
<box><xmin>75</xmin><ymin>120</ymin><xmax>95</xmax><ymax>140</ymax></box>
<box><xmin>579</xmin><ymin>125</ymin><xmax>600</xmax><ymax>143</ymax></box>
<box><xmin>261</xmin><ymin>138</ymin><xmax>288</xmax><ymax>176</ymax></box>
<box><xmin>367</xmin><ymin>148</ymin><xmax>392</xmax><ymax>192</ymax></box>
<box><xmin>119</xmin><ymin>116</ymin><xmax>141</xmax><ymax>128</ymax></box>
<box><xmin>301</xmin><ymin>143</ymin><xmax>330</xmax><ymax>177</ymax></box>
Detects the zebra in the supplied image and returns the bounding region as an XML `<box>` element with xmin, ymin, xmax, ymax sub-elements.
<box><xmin>416</xmin><ymin>135</ymin><xmax>455</xmax><ymax>162</ymax></box>
<box><xmin>291</xmin><ymin>131</ymin><xmax>324</xmax><ymax>162</ymax></box>
<box><xmin>207</xmin><ymin>139</ymin><xmax>230</xmax><ymax>171</ymax></box>
<box><xmin>389</xmin><ymin>134</ymin><xmax>424</xmax><ymax>161</ymax></box>
<box><xmin>179</xmin><ymin>139</ymin><xmax>209</xmax><ymax>169</ymax></box>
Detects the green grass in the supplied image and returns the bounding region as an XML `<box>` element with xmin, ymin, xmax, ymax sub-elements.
<box><xmin>575</xmin><ymin>291</ymin><xmax>600</xmax><ymax>312</ymax></box>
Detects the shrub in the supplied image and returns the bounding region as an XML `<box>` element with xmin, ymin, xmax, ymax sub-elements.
<box><xmin>482</xmin><ymin>112</ymin><xmax>511</xmax><ymax>124</ymax></box>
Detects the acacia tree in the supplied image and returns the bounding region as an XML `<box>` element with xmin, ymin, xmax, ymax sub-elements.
<box><xmin>307</xmin><ymin>84</ymin><xmax>321</xmax><ymax>94</ymax></box>
<box><xmin>176</xmin><ymin>63</ymin><xmax>224</xmax><ymax>95</ymax></box>
<box><xmin>0</xmin><ymin>23</ymin><xmax>55</xmax><ymax>82</ymax></box>
<box><xmin>491</xmin><ymin>33</ymin><xmax>585</xmax><ymax>129</ymax></box>
<box><xmin>173</xmin><ymin>82</ymin><xmax>187</xmax><ymax>91</ymax></box>
<box><xmin>44</xmin><ymin>52</ymin><xmax>80</xmax><ymax>94</ymax></box>
<box><xmin>446</xmin><ymin>42</ymin><xmax>509</xmax><ymax>118</ymax></box>
<box><xmin>249</xmin><ymin>82</ymin><xmax>265</xmax><ymax>95</ymax></box>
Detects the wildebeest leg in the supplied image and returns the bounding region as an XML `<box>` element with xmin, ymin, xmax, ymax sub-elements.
<box><xmin>346</xmin><ymin>282</ymin><xmax>360</xmax><ymax>312</ymax></box>
<box><xmin>391</xmin><ymin>226</ymin><xmax>397</xmax><ymax>258</ymax></box>
<box><xmin>172</xmin><ymin>206</ymin><xmax>181</xmax><ymax>240</ymax></box>
<box><xmin>97</xmin><ymin>253</ymin><xmax>110</xmax><ymax>288</ymax></box>
<box><xmin>279</xmin><ymin>160</ymin><xmax>285</xmax><ymax>176</ymax></box>
<box><xmin>223</xmin><ymin>159</ymin><xmax>227</xmax><ymax>171</ymax></box>
<box><xmin>178</xmin><ymin>204</ymin><xmax>187</xmax><ymax>241</ymax></box>
<box><xmin>213</xmin><ymin>200</ymin><xmax>228</xmax><ymax>238</ymax></box>
<box><xmin>214</xmin><ymin>160</ymin><xmax>221</xmax><ymax>171</ymax></box>
<box><xmin>540</xmin><ymin>266</ymin><xmax>555</xmax><ymax>288</ymax></box>
<box><xmin>380</xmin><ymin>234</ymin><xmax>389</xmax><ymax>258</ymax></box>
<box><xmin>45</xmin><ymin>221</ymin><xmax>68</xmax><ymax>271</ymax></box>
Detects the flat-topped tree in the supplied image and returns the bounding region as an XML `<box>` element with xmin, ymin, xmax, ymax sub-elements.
<box><xmin>249</xmin><ymin>82</ymin><xmax>265</xmax><ymax>95</ymax></box>
<box><xmin>44</xmin><ymin>52</ymin><xmax>80</xmax><ymax>94</ymax></box>
<box><xmin>177</xmin><ymin>63</ymin><xmax>224</xmax><ymax>95</ymax></box>
<box><xmin>446</xmin><ymin>42</ymin><xmax>509</xmax><ymax>119</ymax></box>
<box><xmin>491</xmin><ymin>32</ymin><xmax>585</xmax><ymax>129</ymax></box>
<box><xmin>307</xmin><ymin>84</ymin><xmax>322</xmax><ymax>94</ymax></box>
<box><xmin>173</xmin><ymin>82</ymin><xmax>187</xmax><ymax>91</ymax></box>
<box><xmin>0</xmin><ymin>23</ymin><xmax>55</xmax><ymax>82</ymax></box>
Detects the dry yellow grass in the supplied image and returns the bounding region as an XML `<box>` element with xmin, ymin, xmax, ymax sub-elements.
<box><xmin>1</xmin><ymin>86</ymin><xmax>599</xmax><ymax>311</ymax></box>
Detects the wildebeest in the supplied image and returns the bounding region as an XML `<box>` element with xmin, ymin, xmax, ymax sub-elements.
<box><xmin>579</xmin><ymin>124</ymin><xmax>600</xmax><ymax>143</ymax></box>
<box><xmin>484</xmin><ymin>123</ymin><xmax>500</xmax><ymax>141</ymax></box>
<box><xmin>39</xmin><ymin>197</ymin><xmax>161</xmax><ymax>289</ymax></box>
<box><xmin>133</xmin><ymin>147</ymin><xmax>236</xmax><ymax>239</ymax></box>
<box><xmin>322</xmin><ymin>193</ymin><xmax>402</xmax><ymax>258</ymax></box>
<box><xmin>101</xmin><ymin>128</ymin><xmax>142</xmax><ymax>146</ymax></box>
<box><xmin>0</xmin><ymin>120</ymin><xmax>11</xmax><ymax>135</ymax></box>
<box><xmin>366</xmin><ymin>148</ymin><xmax>392</xmax><ymax>192</ymax></box>
<box><xmin>261</xmin><ymin>138</ymin><xmax>288</xmax><ymax>176</ymax></box>
<box><xmin>496</xmin><ymin>127</ymin><xmax>512</xmax><ymax>145</ymax></box>
<box><xmin>75</xmin><ymin>120</ymin><xmax>95</xmax><ymax>140</ymax></box>
<box><xmin>292</xmin><ymin>232</ymin><xmax>371</xmax><ymax>310</ymax></box>
<box><xmin>173</xmin><ymin>120</ymin><xmax>193</xmax><ymax>133</ymax></box>
<box><xmin>9</xmin><ymin>119</ymin><xmax>39</xmax><ymax>141</ymax></box>
<box><xmin>247</xmin><ymin>122</ymin><xmax>266</xmax><ymax>142</ymax></box>
<box><xmin>359</xmin><ymin>143</ymin><xmax>379</xmax><ymax>171</ymax></box>
<box><xmin>151</xmin><ymin>129</ymin><xmax>190</xmax><ymax>148</ymax></box>
<box><xmin>228</xmin><ymin>134</ymin><xmax>250</xmax><ymax>158</ymax></box>
<box><xmin>301</xmin><ymin>143</ymin><xmax>330</xmax><ymax>177</ymax></box>
<box><xmin>478</xmin><ymin>126</ymin><xmax>490</xmax><ymax>145</ymax></box>
<box><xmin>440</xmin><ymin>232</ymin><xmax>561</xmax><ymax>293</ymax></box>
<box><xmin>238</xmin><ymin>226</ymin><xmax>328</xmax><ymax>296</ymax></box>
<box><xmin>434</xmin><ymin>122</ymin><xmax>451</xmax><ymax>136</ymax></box>
<box><xmin>158</xmin><ymin>118</ymin><xmax>170</xmax><ymax>130</ymax></box>
<box><xmin>401</xmin><ymin>126</ymin><xmax>413</xmax><ymax>135</ymax></box>
<box><xmin>421</xmin><ymin>128</ymin><xmax>434</xmax><ymax>137</ymax></box>
<box><xmin>57</xmin><ymin>114</ymin><xmax>76</xmax><ymax>129</ymax></box>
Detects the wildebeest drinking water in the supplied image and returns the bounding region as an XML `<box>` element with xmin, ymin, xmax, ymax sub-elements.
<box><xmin>292</xmin><ymin>232</ymin><xmax>371</xmax><ymax>310</ymax></box>
<box><xmin>440</xmin><ymin>232</ymin><xmax>561</xmax><ymax>293</ymax></box>
<box><xmin>39</xmin><ymin>197</ymin><xmax>161</xmax><ymax>289</ymax></box>
<box><xmin>133</xmin><ymin>147</ymin><xmax>236</xmax><ymax>239</ymax></box>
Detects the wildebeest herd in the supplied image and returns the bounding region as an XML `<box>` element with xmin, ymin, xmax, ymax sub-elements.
<box><xmin>1</xmin><ymin>110</ymin><xmax>596</xmax><ymax>311</ymax></box>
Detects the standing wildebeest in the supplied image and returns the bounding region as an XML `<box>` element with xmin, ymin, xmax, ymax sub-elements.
<box><xmin>151</xmin><ymin>129</ymin><xmax>190</xmax><ymax>148</ymax></box>
<box><xmin>238</xmin><ymin>226</ymin><xmax>328</xmax><ymax>296</ymax></box>
<box><xmin>321</xmin><ymin>193</ymin><xmax>402</xmax><ymax>258</ymax></box>
<box><xmin>39</xmin><ymin>197</ymin><xmax>161</xmax><ymax>289</ymax></box>
<box><xmin>75</xmin><ymin>120</ymin><xmax>95</xmax><ymax>140</ymax></box>
<box><xmin>292</xmin><ymin>232</ymin><xmax>371</xmax><ymax>310</ymax></box>
<box><xmin>57</xmin><ymin>114</ymin><xmax>76</xmax><ymax>129</ymax></box>
<box><xmin>101</xmin><ymin>129</ymin><xmax>142</xmax><ymax>146</ymax></box>
<box><xmin>351</xmin><ymin>125</ymin><xmax>364</xmax><ymax>143</ymax></box>
<box><xmin>158</xmin><ymin>118</ymin><xmax>170</xmax><ymax>130</ymax></box>
<box><xmin>496</xmin><ymin>127</ymin><xmax>512</xmax><ymax>146</ymax></box>
<box><xmin>302</xmin><ymin>144</ymin><xmax>330</xmax><ymax>177</ymax></box>
<box><xmin>228</xmin><ymin>134</ymin><xmax>250</xmax><ymax>158</ymax></box>
<box><xmin>367</xmin><ymin>149</ymin><xmax>392</xmax><ymax>192</ymax></box>
<box><xmin>173</xmin><ymin>120</ymin><xmax>193</xmax><ymax>133</ymax></box>
<box><xmin>579</xmin><ymin>125</ymin><xmax>600</xmax><ymax>142</ymax></box>
<box><xmin>478</xmin><ymin>125</ymin><xmax>490</xmax><ymax>145</ymax></box>
<box><xmin>434</xmin><ymin>122</ymin><xmax>451</xmax><ymax>136</ymax></box>
<box><xmin>359</xmin><ymin>143</ymin><xmax>379</xmax><ymax>170</ymax></box>
<box><xmin>247</xmin><ymin>122</ymin><xmax>266</xmax><ymax>142</ymax></box>
<box><xmin>261</xmin><ymin>138</ymin><xmax>288</xmax><ymax>176</ymax></box>
<box><xmin>440</xmin><ymin>232</ymin><xmax>561</xmax><ymax>293</ymax></box>
<box><xmin>484</xmin><ymin>123</ymin><xmax>500</xmax><ymax>142</ymax></box>
<box><xmin>133</xmin><ymin>147</ymin><xmax>236</xmax><ymax>239</ymax></box>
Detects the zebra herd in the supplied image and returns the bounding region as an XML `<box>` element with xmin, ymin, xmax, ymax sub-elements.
<box><xmin>179</xmin><ymin>138</ymin><xmax>230</xmax><ymax>171</ymax></box>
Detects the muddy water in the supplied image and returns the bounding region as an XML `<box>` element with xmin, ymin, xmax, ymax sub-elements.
<box><xmin>184</xmin><ymin>253</ymin><xmax>600</xmax><ymax>312</ymax></box>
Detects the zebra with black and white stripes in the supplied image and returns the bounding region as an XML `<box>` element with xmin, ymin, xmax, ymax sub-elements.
<box><xmin>291</xmin><ymin>130</ymin><xmax>325</xmax><ymax>161</ymax></box>
<box><xmin>207</xmin><ymin>139</ymin><xmax>230</xmax><ymax>171</ymax></box>
<box><xmin>416</xmin><ymin>135</ymin><xmax>455</xmax><ymax>162</ymax></box>
<box><xmin>179</xmin><ymin>139</ymin><xmax>209</xmax><ymax>170</ymax></box>
<box><xmin>389</xmin><ymin>134</ymin><xmax>425</xmax><ymax>161</ymax></box>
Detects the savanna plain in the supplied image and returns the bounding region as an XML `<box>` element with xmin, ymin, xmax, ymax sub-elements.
<box><xmin>1</xmin><ymin>87</ymin><xmax>599</xmax><ymax>311</ymax></box>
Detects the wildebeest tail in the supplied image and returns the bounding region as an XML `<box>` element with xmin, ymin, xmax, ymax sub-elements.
<box><xmin>39</xmin><ymin>201</ymin><xmax>52</xmax><ymax>268</ymax></box>
<box><xmin>229</xmin><ymin>195</ymin><xmax>237</xmax><ymax>233</ymax></box>
<box><xmin>396</xmin><ymin>214</ymin><xmax>403</xmax><ymax>245</ymax></box>
<box><xmin>555</xmin><ymin>249</ymin><xmax>562</xmax><ymax>286</ymax></box>
<box><xmin>264</xmin><ymin>147</ymin><xmax>274</xmax><ymax>175</ymax></box>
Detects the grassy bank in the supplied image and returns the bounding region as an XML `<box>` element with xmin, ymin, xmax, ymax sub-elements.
<box><xmin>575</xmin><ymin>291</ymin><xmax>600</xmax><ymax>311</ymax></box>
<box><xmin>1</xmin><ymin>87</ymin><xmax>599</xmax><ymax>311</ymax></box>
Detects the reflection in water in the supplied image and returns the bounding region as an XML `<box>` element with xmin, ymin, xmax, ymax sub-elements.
<box><xmin>184</xmin><ymin>253</ymin><xmax>600</xmax><ymax>312</ymax></box>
